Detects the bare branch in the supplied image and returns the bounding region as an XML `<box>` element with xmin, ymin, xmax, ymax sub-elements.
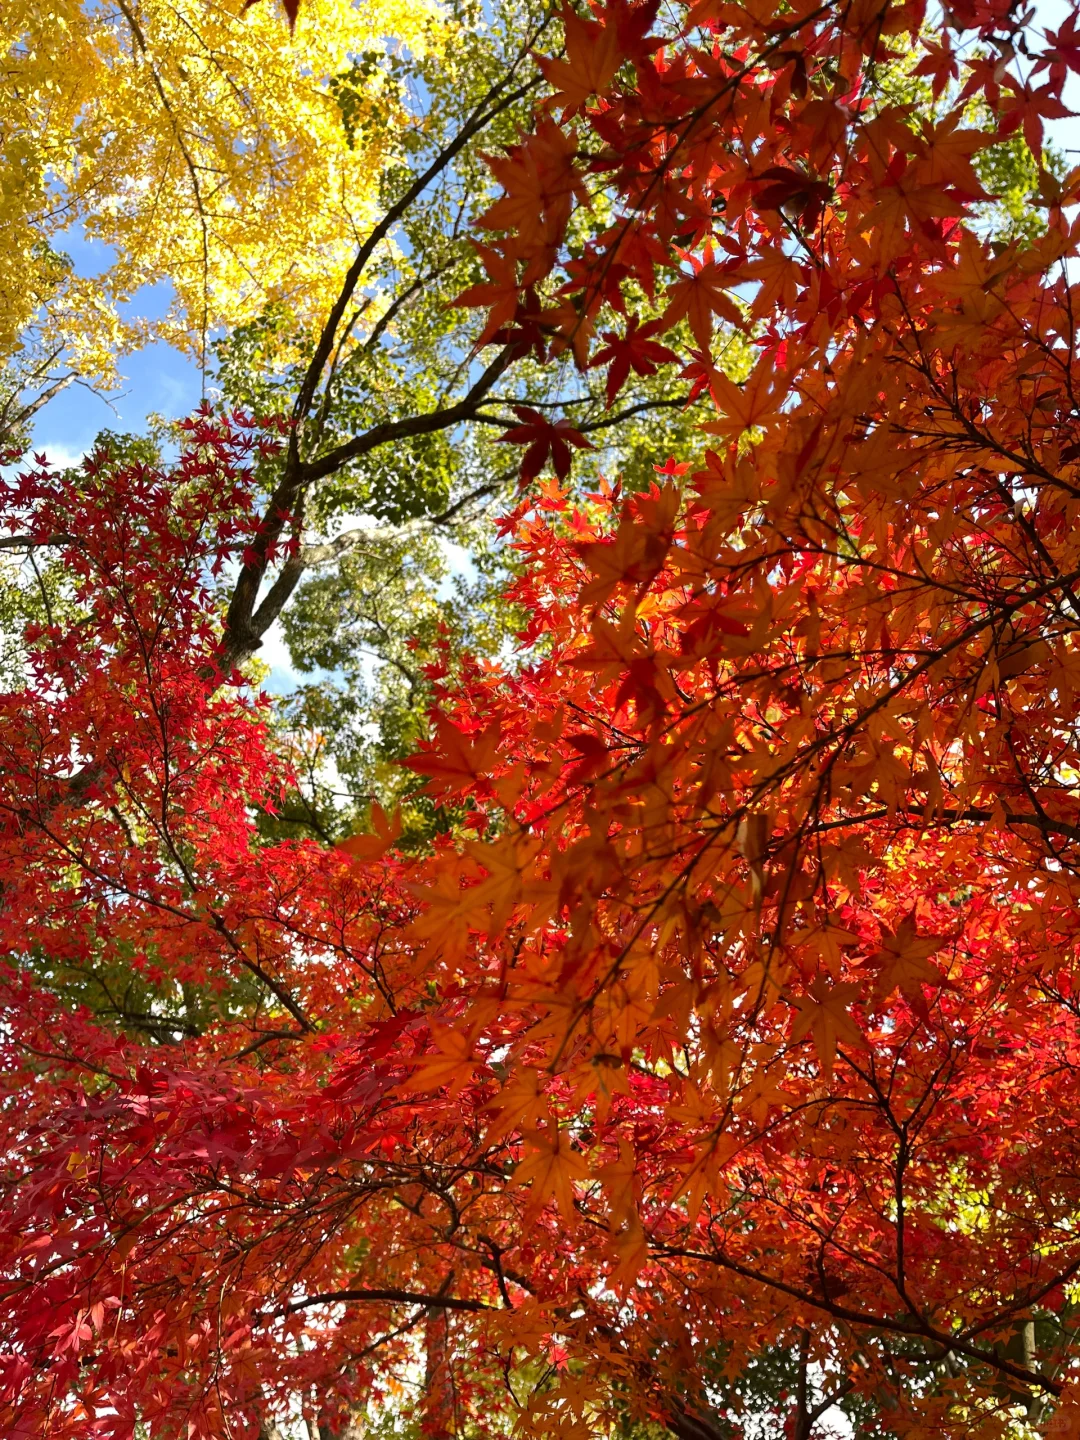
<box><xmin>220</xmin><ymin>347</ymin><xmax>517</xmax><ymax>671</ymax></box>
<box><xmin>290</xmin><ymin>63</ymin><xmax>544</xmax><ymax>434</ymax></box>
<box><xmin>0</xmin><ymin>373</ymin><xmax>76</xmax><ymax>440</ymax></box>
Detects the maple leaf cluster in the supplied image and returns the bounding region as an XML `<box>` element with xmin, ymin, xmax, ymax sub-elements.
<box><xmin>7</xmin><ymin>1</ymin><xmax>1080</xmax><ymax>1438</ymax></box>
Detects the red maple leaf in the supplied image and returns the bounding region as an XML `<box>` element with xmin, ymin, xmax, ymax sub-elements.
<box><xmin>498</xmin><ymin>405</ymin><xmax>595</xmax><ymax>482</ymax></box>
<box><xmin>590</xmin><ymin>316</ymin><xmax>678</xmax><ymax>407</ymax></box>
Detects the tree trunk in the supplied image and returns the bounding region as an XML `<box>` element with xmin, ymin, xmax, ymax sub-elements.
<box><xmin>422</xmin><ymin>1307</ymin><xmax>457</xmax><ymax>1439</ymax></box>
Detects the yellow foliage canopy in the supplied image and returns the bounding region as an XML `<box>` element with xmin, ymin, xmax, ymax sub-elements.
<box><xmin>2</xmin><ymin>0</ymin><xmax>444</xmax><ymax>384</ymax></box>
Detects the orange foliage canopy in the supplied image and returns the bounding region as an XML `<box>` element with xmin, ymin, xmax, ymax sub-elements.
<box><xmin>6</xmin><ymin>0</ymin><xmax>1080</xmax><ymax>1437</ymax></box>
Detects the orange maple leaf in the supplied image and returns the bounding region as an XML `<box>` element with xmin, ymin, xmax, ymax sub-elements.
<box><xmin>462</xmin><ymin>833</ymin><xmax>555</xmax><ymax>936</ymax></box>
<box><xmin>662</xmin><ymin>253</ymin><xmax>744</xmax><ymax>354</ymax></box>
<box><xmin>337</xmin><ymin>803</ymin><xmax>401</xmax><ymax>864</ymax></box>
<box><xmin>864</xmin><ymin>913</ymin><xmax>945</xmax><ymax>1017</ymax></box>
<box><xmin>481</xmin><ymin>118</ymin><xmax>585</xmax><ymax>259</ymax></box>
<box><xmin>402</xmin><ymin>1024</ymin><xmax>479</xmax><ymax>1097</ymax></box>
<box><xmin>513</xmin><ymin>1128</ymin><xmax>589</xmax><ymax>1219</ymax></box>
<box><xmin>454</xmin><ymin>243</ymin><xmax>521</xmax><ymax>347</ymax></box>
<box><xmin>701</xmin><ymin>356</ymin><xmax>782</xmax><ymax>444</ymax></box>
<box><xmin>789</xmin><ymin>978</ymin><xmax>867</xmax><ymax>1075</ymax></box>
<box><xmin>401</xmin><ymin>715</ymin><xmax>501</xmax><ymax>799</ymax></box>
<box><xmin>538</xmin><ymin>7</ymin><xmax>622</xmax><ymax>113</ymax></box>
<box><xmin>578</xmin><ymin>483</ymin><xmax>679</xmax><ymax>604</ymax></box>
<box><xmin>485</xmin><ymin>1068</ymin><xmax>553</xmax><ymax>1142</ymax></box>
<box><xmin>738</xmin><ymin>1073</ymin><xmax>798</xmax><ymax>1127</ymax></box>
<box><xmin>733</xmin><ymin>248</ymin><xmax>806</xmax><ymax>321</ymax></box>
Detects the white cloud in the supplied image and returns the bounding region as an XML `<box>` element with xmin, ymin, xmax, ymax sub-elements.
<box><xmin>21</xmin><ymin>443</ymin><xmax>87</xmax><ymax>471</ymax></box>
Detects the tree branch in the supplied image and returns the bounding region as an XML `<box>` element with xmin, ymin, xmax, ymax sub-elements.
<box><xmin>220</xmin><ymin>348</ymin><xmax>517</xmax><ymax>671</ymax></box>
<box><xmin>0</xmin><ymin>373</ymin><xmax>76</xmax><ymax>440</ymax></box>
<box><xmin>290</xmin><ymin>68</ymin><xmax>543</xmax><ymax>434</ymax></box>
<box><xmin>664</xmin><ymin>1403</ymin><xmax>729</xmax><ymax>1440</ymax></box>
<box><xmin>0</xmin><ymin>531</ymin><xmax>75</xmax><ymax>551</ymax></box>
<box><xmin>801</xmin><ymin>804</ymin><xmax>1080</xmax><ymax>845</ymax></box>
<box><xmin>652</xmin><ymin>1242</ymin><xmax>1063</xmax><ymax>1397</ymax></box>
<box><xmin>299</xmin><ymin>345</ymin><xmax>517</xmax><ymax>486</ymax></box>
<box><xmin>219</xmin><ymin>23</ymin><xmax>546</xmax><ymax>674</ymax></box>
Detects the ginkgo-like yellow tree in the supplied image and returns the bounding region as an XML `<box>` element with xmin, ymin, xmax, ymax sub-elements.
<box><xmin>2</xmin><ymin>0</ymin><xmax>443</xmax><ymax>389</ymax></box>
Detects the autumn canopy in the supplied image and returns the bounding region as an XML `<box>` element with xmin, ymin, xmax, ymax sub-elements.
<box><xmin>5</xmin><ymin>0</ymin><xmax>1080</xmax><ymax>1436</ymax></box>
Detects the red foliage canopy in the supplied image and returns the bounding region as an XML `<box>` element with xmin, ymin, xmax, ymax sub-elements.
<box><xmin>6</xmin><ymin>0</ymin><xmax>1080</xmax><ymax>1437</ymax></box>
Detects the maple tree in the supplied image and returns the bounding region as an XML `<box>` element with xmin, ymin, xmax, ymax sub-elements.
<box><xmin>9</xmin><ymin>1</ymin><xmax>1080</xmax><ymax>1439</ymax></box>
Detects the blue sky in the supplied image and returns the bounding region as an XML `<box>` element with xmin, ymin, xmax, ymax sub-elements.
<box><xmin>32</xmin><ymin>227</ymin><xmax>204</xmax><ymax>467</ymax></box>
<box><xmin>37</xmin><ymin>339</ymin><xmax>203</xmax><ymax>468</ymax></box>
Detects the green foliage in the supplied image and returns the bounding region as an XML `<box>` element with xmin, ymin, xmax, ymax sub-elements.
<box><xmin>317</xmin><ymin>427</ymin><xmax>456</xmax><ymax>527</ymax></box>
<box><xmin>22</xmin><ymin>936</ymin><xmax>265</xmax><ymax>1047</ymax></box>
<box><xmin>974</xmin><ymin>130</ymin><xmax>1068</xmax><ymax>246</ymax></box>
<box><xmin>869</xmin><ymin>35</ymin><xmax>1065</xmax><ymax>247</ymax></box>
<box><xmin>211</xmin><ymin>0</ymin><xmax>723</xmax><ymax>847</ymax></box>
<box><xmin>259</xmin><ymin>520</ymin><xmax>524</xmax><ymax>848</ymax></box>
<box><xmin>93</xmin><ymin>428</ymin><xmax>163</xmax><ymax>469</ymax></box>
<box><xmin>0</xmin><ymin>545</ymin><xmax>63</xmax><ymax>689</ymax></box>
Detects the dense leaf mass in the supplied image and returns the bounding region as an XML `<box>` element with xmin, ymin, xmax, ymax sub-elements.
<box><xmin>0</xmin><ymin>0</ymin><xmax>443</xmax><ymax>387</ymax></box>
<box><xmin>7</xmin><ymin>0</ymin><xmax>1080</xmax><ymax>1437</ymax></box>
